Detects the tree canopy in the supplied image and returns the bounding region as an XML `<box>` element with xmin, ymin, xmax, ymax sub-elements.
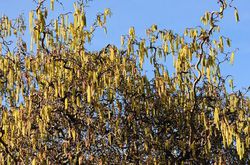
<box><xmin>0</xmin><ymin>0</ymin><xmax>249</xmax><ymax>164</ymax></box>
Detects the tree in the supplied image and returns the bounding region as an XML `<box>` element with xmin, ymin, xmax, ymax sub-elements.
<box><xmin>0</xmin><ymin>0</ymin><xmax>249</xmax><ymax>164</ymax></box>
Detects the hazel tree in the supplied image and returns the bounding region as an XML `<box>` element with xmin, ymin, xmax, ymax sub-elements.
<box><xmin>0</xmin><ymin>0</ymin><xmax>249</xmax><ymax>164</ymax></box>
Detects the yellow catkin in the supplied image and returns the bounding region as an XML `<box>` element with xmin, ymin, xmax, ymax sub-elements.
<box><xmin>65</xmin><ymin>98</ymin><xmax>68</xmax><ymax>109</ymax></box>
<box><xmin>87</xmin><ymin>85</ymin><xmax>91</xmax><ymax>103</ymax></box>
<box><xmin>230</xmin><ymin>52</ymin><xmax>235</xmax><ymax>65</ymax></box>
<box><xmin>29</xmin><ymin>11</ymin><xmax>33</xmax><ymax>33</ymax></box>
<box><xmin>51</xmin><ymin>0</ymin><xmax>55</xmax><ymax>11</ymax></box>
<box><xmin>214</xmin><ymin>107</ymin><xmax>219</xmax><ymax>129</ymax></box>
<box><xmin>110</xmin><ymin>47</ymin><xmax>115</xmax><ymax>61</ymax></box>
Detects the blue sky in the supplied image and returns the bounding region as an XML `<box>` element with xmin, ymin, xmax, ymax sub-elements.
<box><xmin>0</xmin><ymin>0</ymin><xmax>249</xmax><ymax>91</ymax></box>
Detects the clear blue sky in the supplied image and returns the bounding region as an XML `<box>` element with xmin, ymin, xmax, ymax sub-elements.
<box><xmin>0</xmin><ymin>0</ymin><xmax>249</xmax><ymax>91</ymax></box>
